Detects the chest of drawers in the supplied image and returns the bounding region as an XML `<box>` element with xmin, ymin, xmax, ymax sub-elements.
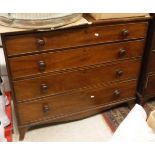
<box><xmin>1</xmin><ymin>16</ymin><xmax>149</xmax><ymax>140</ymax></box>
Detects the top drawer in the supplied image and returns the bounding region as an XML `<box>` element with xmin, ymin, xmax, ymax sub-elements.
<box><xmin>4</xmin><ymin>22</ymin><xmax>148</xmax><ymax>56</ymax></box>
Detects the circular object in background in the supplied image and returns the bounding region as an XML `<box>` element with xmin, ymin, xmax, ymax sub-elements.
<box><xmin>0</xmin><ymin>13</ymin><xmax>82</xmax><ymax>29</ymax></box>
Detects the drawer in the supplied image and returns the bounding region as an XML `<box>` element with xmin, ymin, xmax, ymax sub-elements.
<box><xmin>145</xmin><ymin>74</ymin><xmax>155</xmax><ymax>96</ymax></box>
<box><xmin>17</xmin><ymin>80</ymin><xmax>137</xmax><ymax>125</ymax></box>
<box><xmin>4</xmin><ymin>22</ymin><xmax>147</xmax><ymax>56</ymax></box>
<box><xmin>9</xmin><ymin>40</ymin><xmax>144</xmax><ymax>79</ymax></box>
<box><xmin>148</xmin><ymin>52</ymin><xmax>155</xmax><ymax>73</ymax></box>
<box><xmin>13</xmin><ymin>59</ymin><xmax>141</xmax><ymax>102</ymax></box>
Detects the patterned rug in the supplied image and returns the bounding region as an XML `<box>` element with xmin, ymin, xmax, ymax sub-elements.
<box><xmin>102</xmin><ymin>101</ymin><xmax>155</xmax><ymax>132</ymax></box>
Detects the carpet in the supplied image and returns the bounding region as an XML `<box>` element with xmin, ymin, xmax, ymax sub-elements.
<box><xmin>13</xmin><ymin>113</ymin><xmax>113</xmax><ymax>142</ymax></box>
<box><xmin>102</xmin><ymin>101</ymin><xmax>155</xmax><ymax>132</ymax></box>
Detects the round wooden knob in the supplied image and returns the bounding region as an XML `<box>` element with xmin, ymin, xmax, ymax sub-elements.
<box><xmin>38</xmin><ymin>60</ymin><xmax>46</xmax><ymax>72</ymax></box>
<box><xmin>116</xmin><ymin>70</ymin><xmax>124</xmax><ymax>77</ymax></box>
<box><xmin>40</xmin><ymin>84</ymin><xmax>48</xmax><ymax>93</ymax></box>
<box><xmin>118</xmin><ymin>48</ymin><xmax>126</xmax><ymax>58</ymax></box>
<box><xmin>43</xmin><ymin>104</ymin><xmax>50</xmax><ymax>113</ymax></box>
<box><xmin>113</xmin><ymin>90</ymin><xmax>121</xmax><ymax>97</ymax></box>
<box><xmin>37</xmin><ymin>39</ymin><xmax>45</xmax><ymax>46</ymax></box>
<box><xmin>122</xmin><ymin>29</ymin><xmax>129</xmax><ymax>38</ymax></box>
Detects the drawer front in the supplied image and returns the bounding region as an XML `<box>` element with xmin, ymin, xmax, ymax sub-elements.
<box><xmin>13</xmin><ymin>59</ymin><xmax>141</xmax><ymax>102</ymax></box>
<box><xmin>148</xmin><ymin>52</ymin><xmax>155</xmax><ymax>73</ymax></box>
<box><xmin>9</xmin><ymin>40</ymin><xmax>144</xmax><ymax>79</ymax></box>
<box><xmin>5</xmin><ymin>22</ymin><xmax>147</xmax><ymax>56</ymax></box>
<box><xmin>145</xmin><ymin>74</ymin><xmax>155</xmax><ymax>95</ymax></box>
<box><xmin>17</xmin><ymin>80</ymin><xmax>137</xmax><ymax>125</ymax></box>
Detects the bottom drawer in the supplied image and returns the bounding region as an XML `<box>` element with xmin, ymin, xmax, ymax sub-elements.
<box><xmin>17</xmin><ymin>80</ymin><xmax>137</xmax><ymax>125</ymax></box>
<box><xmin>145</xmin><ymin>74</ymin><xmax>155</xmax><ymax>96</ymax></box>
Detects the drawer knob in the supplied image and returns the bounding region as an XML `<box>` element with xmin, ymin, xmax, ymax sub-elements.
<box><xmin>37</xmin><ymin>39</ymin><xmax>45</xmax><ymax>46</ymax></box>
<box><xmin>118</xmin><ymin>48</ymin><xmax>126</xmax><ymax>58</ymax></box>
<box><xmin>41</xmin><ymin>84</ymin><xmax>48</xmax><ymax>93</ymax></box>
<box><xmin>43</xmin><ymin>104</ymin><xmax>50</xmax><ymax>113</ymax></box>
<box><xmin>113</xmin><ymin>90</ymin><xmax>121</xmax><ymax>97</ymax></box>
<box><xmin>38</xmin><ymin>60</ymin><xmax>46</xmax><ymax>72</ymax></box>
<box><xmin>122</xmin><ymin>29</ymin><xmax>129</xmax><ymax>38</ymax></box>
<box><xmin>116</xmin><ymin>70</ymin><xmax>124</xmax><ymax>77</ymax></box>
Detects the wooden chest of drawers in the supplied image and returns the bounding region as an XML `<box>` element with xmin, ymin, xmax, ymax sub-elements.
<box><xmin>1</xmin><ymin>16</ymin><xmax>149</xmax><ymax>140</ymax></box>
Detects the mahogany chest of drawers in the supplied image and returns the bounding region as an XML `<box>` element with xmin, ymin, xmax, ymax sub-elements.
<box><xmin>1</xmin><ymin>16</ymin><xmax>149</xmax><ymax>140</ymax></box>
